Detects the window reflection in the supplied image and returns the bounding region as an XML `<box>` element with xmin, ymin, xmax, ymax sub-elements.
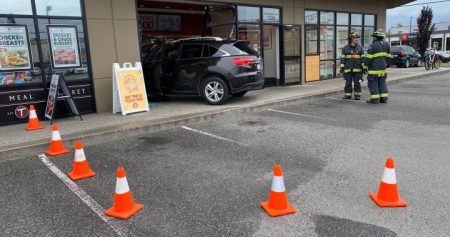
<box><xmin>35</xmin><ymin>0</ymin><xmax>82</xmax><ymax>17</ymax></box>
<box><xmin>237</xmin><ymin>24</ymin><xmax>261</xmax><ymax>54</ymax></box>
<box><xmin>337</xmin><ymin>13</ymin><xmax>349</xmax><ymax>25</ymax></box>
<box><xmin>364</xmin><ymin>15</ymin><xmax>375</xmax><ymax>26</ymax></box>
<box><xmin>0</xmin><ymin>0</ymin><xmax>32</xmax><ymax>15</ymax></box>
<box><xmin>320</xmin><ymin>12</ymin><xmax>334</xmax><ymax>25</ymax></box>
<box><xmin>351</xmin><ymin>14</ymin><xmax>362</xmax><ymax>25</ymax></box>
<box><xmin>320</xmin><ymin>26</ymin><xmax>334</xmax><ymax>60</ymax></box>
<box><xmin>237</xmin><ymin>6</ymin><xmax>260</xmax><ymax>23</ymax></box>
<box><xmin>305</xmin><ymin>27</ymin><xmax>318</xmax><ymax>55</ymax></box>
<box><xmin>305</xmin><ymin>10</ymin><xmax>318</xmax><ymax>24</ymax></box>
<box><xmin>0</xmin><ymin>17</ymin><xmax>41</xmax><ymax>87</ymax></box>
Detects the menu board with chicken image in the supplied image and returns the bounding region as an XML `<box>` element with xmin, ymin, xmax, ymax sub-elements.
<box><xmin>47</xmin><ymin>25</ymin><xmax>81</xmax><ymax>68</ymax></box>
<box><xmin>0</xmin><ymin>24</ymin><xmax>32</xmax><ymax>71</ymax></box>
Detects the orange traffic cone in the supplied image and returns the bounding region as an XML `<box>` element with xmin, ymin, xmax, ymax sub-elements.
<box><xmin>370</xmin><ymin>157</ymin><xmax>408</xmax><ymax>207</ymax></box>
<box><xmin>68</xmin><ymin>141</ymin><xmax>95</xmax><ymax>181</ymax></box>
<box><xmin>261</xmin><ymin>164</ymin><xmax>296</xmax><ymax>217</ymax></box>
<box><xmin>105</xmin><ymin>167</ymin><xmax>143</xmax><ymax>219</ymax></box>
<box><xmin>45</xmin><ymin>124</ymin><xmax>69</xmax><ymax>156</ymax></box>
<box><xmin>26</xmin><ymin>105</ymin><xmax>43</xmax><ymax>131</ymax></box>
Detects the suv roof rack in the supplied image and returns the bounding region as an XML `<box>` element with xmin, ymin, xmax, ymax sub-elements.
<box><xmin>172</xmin><ymin>37</ymin><xmax>224</xmax><ymax>43</ymax></box>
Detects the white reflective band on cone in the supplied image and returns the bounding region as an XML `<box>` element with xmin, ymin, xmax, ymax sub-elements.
<box><xmin>29</xmin><ymin>110</ymin><xmax>37</xmax><ymax>118</ymax></box>
<box><xmin>52</xmin><ymin>131</ymin><xmax>61</xmax><ymax>141</ymax></box>
<box><xmin>381</xmin><ymin>168</ymin><xmax>397</xmax><ymax>184</ymax></box>
<box><xmin>115</xmin><ymin>177</ymin><xmax>130</xmax><ymax>194</ymax></box>
<box><xmin>271</xmin><ymin>176</ymin><xmax>286</xmax><ymax>192</ymax></box>
<box><xmin>74</xmin><ymin>149</ymin><xmax>86</xmax><ymax>162</ymax></box>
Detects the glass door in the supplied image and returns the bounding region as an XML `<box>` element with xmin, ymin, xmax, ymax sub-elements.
<box><xmin>282</xmin><ymin>25</ymin><xmax>301</xmax><ymax>84</ymax></box>
<box><xmin>263</xmin><ymin>25</ymin><xmax>280</xmax><ymax>84</ymax></box>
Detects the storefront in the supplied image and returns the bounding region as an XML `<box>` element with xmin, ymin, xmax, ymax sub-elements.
<box><xmin>0</xmin><ymin>0</ymin><xmax>412</xmax><ymax>126</ymax></box>
<box><xmin>136</xmin><ymin>1</ymin><xmax>301</xmax><ymax>86</ymax></box>
<box><xmin>0</xmin><ymin>0</ymin><xmax>94</xmax><ymax>126</ymax></box>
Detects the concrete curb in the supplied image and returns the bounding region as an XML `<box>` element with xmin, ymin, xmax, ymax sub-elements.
<box><xmin>1</xmin><ymin>70</ymin><xmax>449</xmax><ymax>159</ymax></box>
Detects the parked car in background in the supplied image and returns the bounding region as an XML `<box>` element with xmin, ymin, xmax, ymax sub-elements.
<box><xmin>389</xmin><ymin>45</ymin><xmax>422</xmax><ymax>68</ymax></box>
<box><xmin>142</xmin><ymin>37</ymin><xmax>264</xmax><ymax>105</ymax></box>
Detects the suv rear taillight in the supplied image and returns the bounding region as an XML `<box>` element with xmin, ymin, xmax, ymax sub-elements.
<box><xmin>232</xmin><ymin>57</ymin><xmax>256</xmax><ymax>66</ymax></box>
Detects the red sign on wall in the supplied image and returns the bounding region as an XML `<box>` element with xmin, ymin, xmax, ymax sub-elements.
<box><xmin>140</xmin><ymin>14</ymin><xmax>157</xmax><ymax>31</ymax></box>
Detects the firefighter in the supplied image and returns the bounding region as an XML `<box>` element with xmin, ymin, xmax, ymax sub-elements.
<box><xmin>339</xmin><ymin>32</ymin><xmax>364</xmax><ymax>100</ymax></box>
<box><xmin>364</xmin><ymin>30</ymin><xmax>390</xmax><ymax>104</ymax></box>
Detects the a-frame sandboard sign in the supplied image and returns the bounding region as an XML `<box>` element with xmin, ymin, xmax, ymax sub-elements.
<box><xmin>44</xmin><ymin>74</ymin><xmax>83</xmax><ymax>124</ymax></box>
<box><xmin>112</xmin><ymin>62</ymin><xmax>149</xmax><ymax>115</ymax></box>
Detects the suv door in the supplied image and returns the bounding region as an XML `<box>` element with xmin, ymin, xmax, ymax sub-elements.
<box><xmin>161</xmin><ymin>45</ymin><xmax>179</xmax><ymax>91</ymax></box>
<box><xmin>173</xmin><ymin>44</ymin><xmax>208</xmax><ymax>92</ymax></box>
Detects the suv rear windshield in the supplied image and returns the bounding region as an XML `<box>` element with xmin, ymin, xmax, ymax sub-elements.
<box><xmin>216</xmin><ymin>41</ymin><xmax>259</xmax><ymax>56</ymax></box>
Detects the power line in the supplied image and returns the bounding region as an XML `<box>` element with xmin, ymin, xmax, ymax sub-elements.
<box><xmin>400</xmin><ymin>0</ymin><xmax>450</xmax><ymax>7</ymax></box>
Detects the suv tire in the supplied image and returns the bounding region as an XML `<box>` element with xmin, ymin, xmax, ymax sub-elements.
<box><xmin>404</xmin><ymin>59</ymin><xmax>410</xmax><ymax>68</ymax></box>
<box><xmin>232</xmin><ymin>91</ymin><xmax>247</xmax><ymax>97</ymax></box>
<box><xmin>201</xmin><ymin>76</ymin><xmax>230</xmax><ymax>105</ymax></box>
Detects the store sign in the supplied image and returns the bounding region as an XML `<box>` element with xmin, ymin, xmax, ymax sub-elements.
<box><xmin>263</xmin><ymin>8</ymin><xmax>280</xmax><ymax>23</ymax></box>
<box><xmin>158</xmin><ymin>15</ymin><xmax>181</xmax><ymax>32</ymax></box>
<box><xmin>47</xmin><ymin>25</ymin><xmax>81</xmax><ymax>68</ymax></box>
<box><xmin>15</xmin><ymin>105</ymin><xmax>29</xmax><ymax>119</ymax></box>
<box><xmin>140</xmin><ymin>14</ymin><xmax>157</xmax><ymax>31</ymax></box>
<box><xmin>112</xmin><ymin>62</ymin><xmax>149</xmax><ymax>115</ymax></box>
<box><xmin>0</xmin><ymin>24</ymin><xmax>32</xmax><ymax>71</ymax></box>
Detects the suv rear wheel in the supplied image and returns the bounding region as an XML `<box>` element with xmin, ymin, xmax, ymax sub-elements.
<box><xmin>201</xmin><ymin>76</ymin><xmax>229</xmax><ymax>105</ymax></box>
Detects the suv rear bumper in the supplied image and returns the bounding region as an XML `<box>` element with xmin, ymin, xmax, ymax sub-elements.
<box><xmin>229</xmin><ymin>72</ymin><xmax>264</xmax><ymax>93</ymax></box>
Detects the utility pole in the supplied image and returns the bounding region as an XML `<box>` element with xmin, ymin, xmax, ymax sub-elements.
<box><xmin>410</xmin><ymin>16</ymin><xmax>413</xmax><ymax>33</ymax></box>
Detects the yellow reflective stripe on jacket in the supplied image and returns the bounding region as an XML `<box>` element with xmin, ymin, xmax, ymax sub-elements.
<box><xmin>365</xmin><ymin>52</ymin><xmax>389</xmax><ymax>58</ymax></box>
<box><xmin>371</xmin><ymin>94</ymin><xmax>380</xmax><ymax>99</ymax></box>
<box><xmin>344</xmin><ymin>69</ymin><xmax>363</xmax><ymax>73</ymax></box>
<box><xmin>380</xmin><ymin>93</ymin><xmax>388</xmax><ymax>98</ymax></box>
<box><xmin>368</xmin><ymin>70</ymin><xmax>386</xmax><ymax>76</ymax></box>
<box><xmin>339</xmin><ymin>64</ymin><xmax>345</xmax><ymax>68</ymax></box>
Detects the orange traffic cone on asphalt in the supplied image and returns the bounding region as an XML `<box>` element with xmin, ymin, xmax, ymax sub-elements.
<box><xmin>105</xmin><ymin>167</ymin><xmax>143</xmax><ymax>219</ymax></box>
<box><xmin>45</xmin><ymin>124</ymin><xmax>69</xmax><ymax>156</ymax></box>
<box><xmin>261</xmin><ymin>164</ymin><xmax>296</xmax><ymax>217</ymax></box>
<box><xmin>68</xmin><ymin>141</ymin><xmax>95</xmax><ymax>181</ymax></box>
<box><xmin>370</xmin><ymin>157</ymin><xmax>408</xmax><ymax>207</ymax></box>
<box><xmin>26</xmin><ymin>105</ymin><xmax>43</xmax><ymax>131</ymax></box>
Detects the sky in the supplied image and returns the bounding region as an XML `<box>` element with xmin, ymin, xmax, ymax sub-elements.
<box><xmin>387</xmin><ymin>0</ymin><xmax>450</xmax><ymax>30</ymax></box>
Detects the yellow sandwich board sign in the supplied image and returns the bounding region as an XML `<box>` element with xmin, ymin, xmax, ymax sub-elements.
<box><xmin>112</xmin><ymin>62</ymin><xmax>149</xmax><ymax>115</ymax></box>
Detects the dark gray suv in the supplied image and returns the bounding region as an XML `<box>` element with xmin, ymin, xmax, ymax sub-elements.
<box><xmin>142</xmin><ymin>37</ymin><xmax>264</xmax><ymax>105</ymax></box>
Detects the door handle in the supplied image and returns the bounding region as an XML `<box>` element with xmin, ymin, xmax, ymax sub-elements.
<box><xmin>192</xmin><ymin>62</ymin><xmax>206</xmax><ymax>66</ymax></box>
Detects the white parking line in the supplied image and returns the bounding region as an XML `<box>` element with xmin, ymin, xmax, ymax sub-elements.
<box><xmin>181</xmin><ymin>126</ymin><xmax>244</xmax><ymax>146</ymax></box>
<box><xmin>325</xmin><ymin>97</ymin><xmax>366</xmax><ymax>103</ymax></box>
<box><xmin>267</xmin><ymin>108</ymin><xmax>324</xmax><ymax>119</ymax></box>
<box><xmin>38</xmin><ymin>154</ymin><xmax>132</xmax><ymax>237</ymax></box>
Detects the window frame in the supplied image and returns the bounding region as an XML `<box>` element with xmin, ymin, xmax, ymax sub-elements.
<box><xmin>304</xmin><ymin>9</ymin><xmax>377</xmax><ymax>79</ymax></box>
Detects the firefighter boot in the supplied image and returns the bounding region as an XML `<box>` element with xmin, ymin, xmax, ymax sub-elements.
<box><xmin>367</xmin><ymin>98</ymin><xmax>380</xmax><ymax>104</ymax></box>
<box><xmin>380</xmin><ymin>97</ymin><xmax>388</xmax><ymax>103</ymax></box>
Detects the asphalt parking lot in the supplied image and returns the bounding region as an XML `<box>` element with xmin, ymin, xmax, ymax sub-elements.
<box><xmin>1</xmin><ymin>74</ymin><xmax>449</xmax><ymax>237</ymax></box>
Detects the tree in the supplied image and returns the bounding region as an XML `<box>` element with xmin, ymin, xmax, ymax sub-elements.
<box><xmin>416</xmin><ymin>6</ymin><xmax>435</xmax><ymax>57</ymax></box>
<box><xmin>396</xmin><ymin>23</ymin><xmax>404</xmax><ymax>27</ymax></box>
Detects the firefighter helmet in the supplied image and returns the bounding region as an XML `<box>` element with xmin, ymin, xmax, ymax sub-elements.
<box><xmin>349</xmin><ymin>32</ymin><xmax>360</xmax><ymax>39</ymax></box>
<box><xmin>372</xmin><ymin>29</ymin><xmax>386</xmax><ymax>38</ymax></box>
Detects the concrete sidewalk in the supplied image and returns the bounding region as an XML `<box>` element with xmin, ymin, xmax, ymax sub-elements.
<box><xmin>1</xmin><ymin>67</ymin><xmax>449</xmax><ymax>155</ymax></box>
